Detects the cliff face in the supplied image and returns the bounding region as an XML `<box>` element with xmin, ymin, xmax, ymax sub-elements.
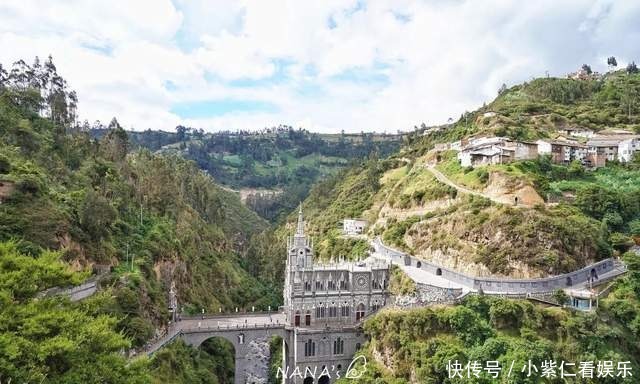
<box><xmin>404</xmin><ymin>204</ymin><xmax>603</xmax><ymax>278</ymax></box>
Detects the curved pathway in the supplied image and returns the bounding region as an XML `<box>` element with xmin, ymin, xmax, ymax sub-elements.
<box><xmin>370</xmin><ymin>237</ymin><xmax>627</xmax><ymax>295</ymax></box>
<box><xmin>425</xmin><ymin>164</ymin><xmax>532</xmax><ymax>208</ymax></box>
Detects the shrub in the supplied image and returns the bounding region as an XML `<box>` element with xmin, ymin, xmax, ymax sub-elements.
<box><xmin>16</xmin><ymin>174</ymin><xmax>42</xmax><ymax>195</ymax></box>
<box><xmin>476</xmin><ymin>168</ymin><xmax>489</xmax><ymax>184</ymax></box>
<box><xmin>552</xmin><ymin>289</ymin><xmax>570</xmax><ymax>305</ymax></box>
<box><xmin>0</xmin><ymin>155</ymin><xmax>11</xmax><ymax>174</ymax></box>
<box><xmin>629</xmin><ymin>219</ymin><xmax>640</xmax><ymax>236</ymax></box>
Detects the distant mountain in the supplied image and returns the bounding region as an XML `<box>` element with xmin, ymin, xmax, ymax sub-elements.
<box><xmin>91</xmin><ymin>126</ymin><xmax>402</xmax><ymax>221</ymax></box>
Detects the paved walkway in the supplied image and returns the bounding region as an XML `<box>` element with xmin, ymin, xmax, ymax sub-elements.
<box><xmin>370</xmin><ymin>237</ymin><xmax>627</xmax><ymax>295</ymax></box>
<box><xmin>368</xmin><ymin>252</ymin><xmax>470</xmax><ymax>291</ymax></box>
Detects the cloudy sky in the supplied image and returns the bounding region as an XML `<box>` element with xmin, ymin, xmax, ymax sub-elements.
<box><xmin>1</xmin><ymin>0</ymin><xmax>639</xmax><ymax>133</ymax></box>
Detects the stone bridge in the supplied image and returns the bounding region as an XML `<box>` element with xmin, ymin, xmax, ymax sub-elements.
<box><xmin>144</xmin><ymin>312</ymin><xmax>288</xmax><ymax>384</ymax></box>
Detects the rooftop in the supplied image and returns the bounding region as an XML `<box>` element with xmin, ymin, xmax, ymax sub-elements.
<box><xmin>587</xmin><ymin>135</ymin><xmax>640</xmax><ymax>146</ymax></box>
<box><xmin>539</xmin><ymin>139</ymin><xmax>588</xmax><ymax>148</ymax></box>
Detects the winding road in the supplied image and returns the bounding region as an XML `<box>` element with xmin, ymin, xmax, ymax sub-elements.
<box><xmin>425</xmin><ymin>164</ymin><xmax>533</xmax><ymax>208</ymax></box>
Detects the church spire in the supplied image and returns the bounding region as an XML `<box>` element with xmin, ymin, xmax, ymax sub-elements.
<box><xmin>296</xmin><ymin>204</ymin><xmax>304</xmax><ymax>236</ymax></box>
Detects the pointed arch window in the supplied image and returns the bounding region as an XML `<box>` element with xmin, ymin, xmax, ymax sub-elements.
<box><xmin>329</xmin><ymin>302</ymin><xmax>337</xmax><ymax>317</ymax></box>
<box><xmin>304</xmin><ymin>339</ymin><xmax>316</xmax><ymax>357</ymax></box>
<box><xmin>356</xmin><ymin>303</ymin><xmax>365</xmax><ymax>321</ymax></box>
<box><xmin>341</xmin><ymin>302</ymin><xmax>350</xmax><ymax>317</ymax></box>
<box><xmin>339</xmin><ymin>273</ymin><xmax>348</xmax><ymax>290</ymax></box>
<box><xmin>333</xmin><ymin>337</ymin><xmax>344</xmax><ymax>355</ymax></box>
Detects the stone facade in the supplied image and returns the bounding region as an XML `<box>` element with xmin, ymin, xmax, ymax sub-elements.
<box><xmin>282</xmin><ymin>208</ymin><xmax>390</xmax><ymax>383</ymax></box>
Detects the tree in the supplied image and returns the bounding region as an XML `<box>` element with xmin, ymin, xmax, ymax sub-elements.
<box><xmin>627</xmin><ymin>61</ymin><xmax>639</xmax><ymax>74</ymax></box>
<box><xmin>0</xmin><ymin>242</ymin><xmax>150</xmax><ymax>383</ymax></box>
<box><xmin>575</xmin><ymin>185</ymin><xmax>620</xmax><ymax>220</ymax></box>
<box><xmin>623</xmin><ymin>251</ymin><xmax>640</xmax><ymax>295</ymax></box>
<box><xmin>0</xmin><ymin>63</ymin><xmax>7</xmax><ymax>88</ymax></box>
<box><xmin>176</xmin><ymin>125</ymin><xmax>188</xmax><ymax>141</ymax></box>
<box><xmin>498</xmin><ymin>83</ymin><xmax>507</xmax><ymax>95</ymax></box>
<box><xmin>101</xmin><ymin>118</ymin><xmax>129</xmax><ymax>161</ymax></box>
<box><xmin>607</xmin><ymin>56</ymin><xmax>617</xmax><ymax>69</ymax></box>
<box><xmin>581</xmin><ymin>64</ymin><xmax>592</xmax><ymax>74</ymax></box>
<box><xmin>568</xmin><ymin>159</ymin><xmax>584</xmax><ymax>177</ymax></box>
<box><xmin>629</xmin><ymin>219</ymin><xmax>640</xmax><ymax>237</ymax></box>
<box><xmin>80</xmin><ymin>190</ymin><xmax>117</xmax><ymax>240</ymax></box>
<box><xmin>552</xmin><ymin>289</ymin><xmax>569</xmax><ymax>305</ymax></box>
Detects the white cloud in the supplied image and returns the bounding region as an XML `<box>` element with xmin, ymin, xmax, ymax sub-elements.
<box><xmin>1</xmin><ymin>0</ymin><xmax>639</xmax><ymax>133</ymax></box>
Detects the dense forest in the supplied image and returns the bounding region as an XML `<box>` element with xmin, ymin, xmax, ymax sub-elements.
<box><xmin>0</xmin><ymin>57</ymin><xmax>281</xmax><ymax>383</ymax></box>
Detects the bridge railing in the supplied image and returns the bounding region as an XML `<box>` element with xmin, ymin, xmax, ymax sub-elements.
<box><xmin>178</xmin><ymin>310</ymin><xmax>283</xmax><ymax>320</ymax></box>
<box><xmin>178</xmin><ymin>322</ymin><xmax>285</xmax><ymax>333</ymax></box>
<box><xmin>373</xmin><ymin>237</ymin><xmax>622</xmax><ymax>294</ymax></box>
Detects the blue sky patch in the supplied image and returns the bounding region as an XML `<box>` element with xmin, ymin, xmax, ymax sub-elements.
<box><xmin>330</xmin><ymin>65</ymin><xmax>390</xmax><ymax>86</ymax></box>
<box><xmin>81</xmin><ymin>42</ymin><xmax>113</xmax><ymax>56</ymax></box>
<box><xmin>170</xmin><ymin>99</ymin><xmax>279</xmax><ymax>118</ymax></box>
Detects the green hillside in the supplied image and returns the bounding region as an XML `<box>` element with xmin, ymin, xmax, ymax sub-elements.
<box><xmin>347</xmin><ymin>281</ymin><xmax>640</xmax><ymax>383</ymax></box>
<box><xmin>0</xmin><ymin>59</ymin><xmax>277</xmax><ymax>383</ymax></box>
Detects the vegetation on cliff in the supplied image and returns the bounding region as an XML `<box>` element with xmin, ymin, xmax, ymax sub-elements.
<box><xmin>0</xmin><ymin>57</ymin><xmax>278</xmax><ymax>382</ymax></box>
<box><xmin>349</xmin><ymin>251</ymin><xmax>640</xmax><ymax>384</ymax></box>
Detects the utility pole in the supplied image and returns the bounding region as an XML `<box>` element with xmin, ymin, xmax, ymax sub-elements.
<box><xmin>125</xmin><ymin>243</ymin><xmax>129</xmax><ymax>271</ymax></box>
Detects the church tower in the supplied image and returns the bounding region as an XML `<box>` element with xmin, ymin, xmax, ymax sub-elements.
<box><xmin>289</xmin><ymin>206</ymin><xmax>313</xmax><ymax>268</ymax></box>
<box><xmin>284</xmin><ymin>206</ymin><xmax>313</xmax><ymax>325</ymax></box>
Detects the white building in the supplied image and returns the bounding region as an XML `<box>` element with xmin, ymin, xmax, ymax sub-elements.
<box><xmin>558</xmin><ymin>127</ymin><xmax>594</xmax><ymax>138</ymax></box>
<box><xmin>457</xmin><ymin>137</ymin><xmax>538</xmax><ymax>168</ymax></box>
<box><xmin>587</xmin><ymin>135</ymin><xmax>640</xmax><ymax>166</ymax></box>
<box><xmin>343</xmin><ymin>219</ymin><xmax>367</xmax><ymax>235</ymax></box>
<box><xmin>618</xmin><ymin>136</ymin><xmax>640</xmax><ymax>162</ymax></box>
<box><xmin>536</xmin><ymin>139</ymin><xmax>588</xmax><ymax>164</ymax></box>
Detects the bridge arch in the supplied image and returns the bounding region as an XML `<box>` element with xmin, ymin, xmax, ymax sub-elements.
<box><xmin>177</xmin><ymin>324</ymin><xmax>288</xmax><ymax>384</ymax></box>
<box><xmin>198</xmin><ymin>336</ymin><xmax>236</xmax><ymax>384</ymax></box>
<box><xmin>318</xmin><ymin>376</ymin><xmax>330</xmax><ymax>384</ymax></box>
<box><xmin>416</xmin><ymin>261</ymin><xmax>422</xmax><ymax>268</ymax></box>
<box><xmin>303</xmin><ymin>377</ymin><xmax>314</xmax><ymax>384</ymax></box>
<box><xmin>436</xmin><ymin>268</ymin><xmax>442</xmax><ymax>276</ymax></box>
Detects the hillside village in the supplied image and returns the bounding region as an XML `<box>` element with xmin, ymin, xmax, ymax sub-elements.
<box><xmin>442</xmin><ymin>128</ymin><xmax>640</xmax><ymax>168</ymax></box>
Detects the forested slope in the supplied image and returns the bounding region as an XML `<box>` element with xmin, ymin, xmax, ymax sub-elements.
<box><xmin>0</xmin><ymin>57</ymin><xmax>276</xmax><ymax>383</ymax></box>
<box><xmin>102</xmin><ymin>125</ymin><xmax>402</xmax><ymax>222</ymax></box>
